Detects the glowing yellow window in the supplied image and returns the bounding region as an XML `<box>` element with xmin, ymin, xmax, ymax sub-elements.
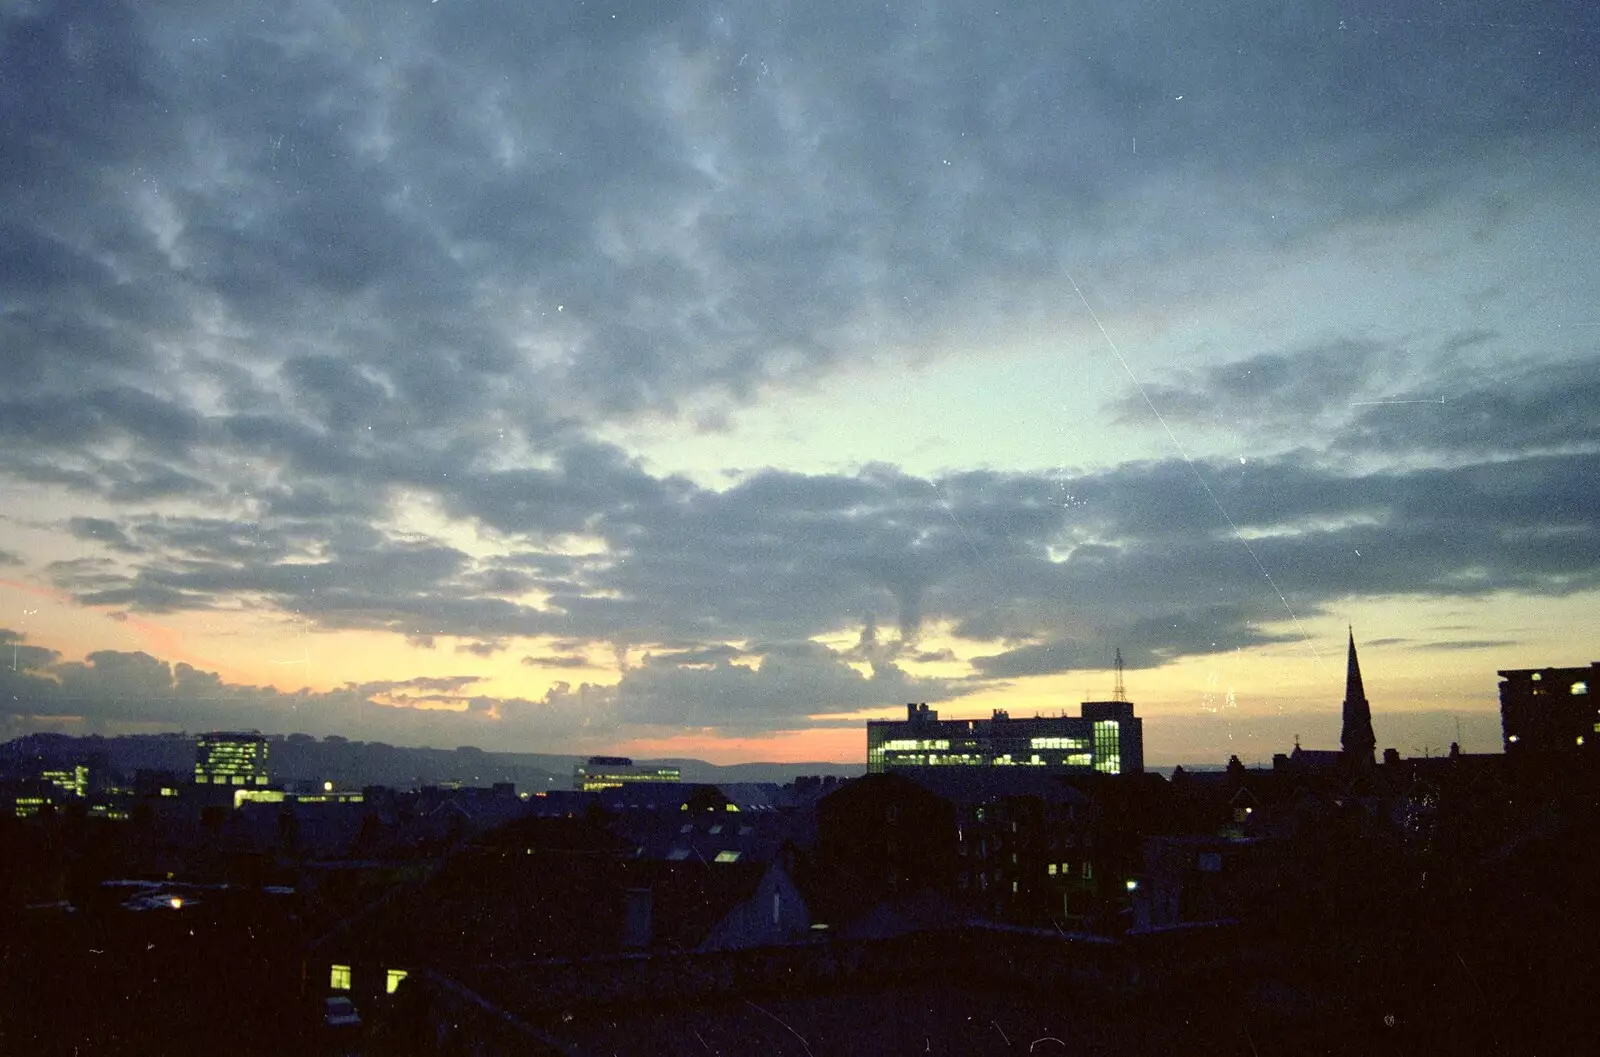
<box><xmin>386</xmin><ymin>969</ymin><xmax>408</xmax><ymax>994</ymax></box>
<box><xmin>330</xmin><ymin>964</ymin><xmax>351</xmax><ymax>990</ymax></box>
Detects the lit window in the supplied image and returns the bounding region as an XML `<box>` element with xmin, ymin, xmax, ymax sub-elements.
<box><xmin>1048</xmin><ymin>864</ymin><xmax>1058</xmax><ymax>876</ymax></box>
<box><xmin>714</xmin><ymin>850</ymin><xmax>741</xmax><ymax>863</ymax></box>
<box><xmin>1573</xmin><ymin>682</ymin><xmax>1589</xmax><ymax>696</ymax></box>
<box><xmin>330</xmin><ymin>964</ymin><xmax>351</xmax><ymax>990</ymax></box>
<box><xmin>1531</xmin><ymin>673</ymin><xmax>1542</xmax><ymax>681</ymax></box>
<box><xmin>386</xmin><ymin>969</ymin><xmax>408</xmax><ymax>994</ymax></box>
<box><xmin>1011</xmin><ymin>881</ymin><xmax>1018</xmax><ymax>893</ymax></box>
<box><xmin>1508</xmin><ymin>735</ymin><xmax>1520</xmax><ymax>743</ymax></box>
<box><xmin>1578</xmin><ymin>736</ymin><xmax>1586</xmax><ymax>747</ymax></box>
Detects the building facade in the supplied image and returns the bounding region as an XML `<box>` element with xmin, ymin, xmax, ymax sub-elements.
<box><xmin>1500</xmin><ymin>663</ymin><xmax>1599</xmax><ymax>759</ymax></box>
<box><xmin>194</xmin><ymin>731</ymin><xmax>271</xmax><ymax>787</ymax></box>
<box><xmin>573</xmin><ymin>756</ymin><xmax>682</xmax><ymax>792</ymax></box>
<box><xmin>867</xmin><ymin>701</ymin><xmax>1144</xmax><ymax>777</ymax></box>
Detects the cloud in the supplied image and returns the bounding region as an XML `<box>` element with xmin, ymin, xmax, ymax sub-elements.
<box><xmin>522</xmin><ymin>654</ymin><xmax>598</xmax><ymax>670</ymax></box>
<box><xmin>34</xmin><ymin>436</ymin><xmax>1600</xmax><ymax>690</ymax></box>
<box><xmin>1407</xmin><ymin>639</ymin><xmax>1520</xmax><ymax>652</ymax></box>
<box><xmin>0</xmin><ymin>627</ymin><xmax>603</xmax><ymax>745</ymax></box>
<box><xmin>1110</xmin><ymin>338</ymin><xmax>1388</xmax><ymax>432</ymax></box>
<box><xmin>2</xmin><ymin>1</ymin><xmax>1598</xmax><ymax>745</ymax></box>
<box><xmin>970</xmin><ymin>607</ymin><xmax>1299</xmax><ymax>679</ymax></box>
<box><xmin>611</xmin><ymin>638</ymin><xmax>975</xmax><ymax>732</ymax></box>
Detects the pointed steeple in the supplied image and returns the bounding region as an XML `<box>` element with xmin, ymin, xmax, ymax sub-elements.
<box><xmin>1341</xmin><ymin>627</ymin><xmax>1376</xmax><ymax>765</ymax></box>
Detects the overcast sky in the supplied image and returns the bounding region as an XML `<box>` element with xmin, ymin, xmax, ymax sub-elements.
<box><xmin>2</xmin><ymin>0</ymin><xmax>1596</xmax><ymax>764</ymax></box>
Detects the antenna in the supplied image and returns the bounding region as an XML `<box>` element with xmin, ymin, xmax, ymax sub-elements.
<box><xmin>1113</xmin><ymin>648</ymin><xmax>1126</xmax><ymax>702</ymax></box>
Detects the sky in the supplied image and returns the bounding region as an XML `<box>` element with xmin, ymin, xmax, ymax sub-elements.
<box><xmin>2</xmin><ymin>0</ymin><xmax>1597</xmax><ymax>765</ymax></box>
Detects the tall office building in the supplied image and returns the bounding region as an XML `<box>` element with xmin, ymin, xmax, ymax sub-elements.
<box><xmin>194</xmin><ymin>732</ymin><xmax>271</xmax><ymax>787</ymax></box>
<box><xmin>1500</xmin><ymin>663</ymin><xmax>1598</xmax><ymax>759</ymax></box>
<box><xmin>867</xmin><ymin>700</ymin><xmax>1144</xmax><ymax>777</ymax></box>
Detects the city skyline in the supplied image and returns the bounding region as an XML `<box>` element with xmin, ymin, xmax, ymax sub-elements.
<box><xmin>4</xmin><ymin>1</ymin><xmax>1598</xmax><ymax>764</ymax></box>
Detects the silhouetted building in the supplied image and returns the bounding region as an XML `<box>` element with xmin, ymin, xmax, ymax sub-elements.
<box><xmin>1341</xmin><ymin>630</ymin><xmax>1376</xmax><ymax>766</ymax></box>
<box><xmin>572</xmin><ymin>756</ymin><xmax>682</xmax><ymax>792</ymax></box>
<box><xmin>1500</xmin><ymin>662</ymin><xmax>1599</xmax><ymax>759</ymax></box>
<box><xmin>194</xmin><ymin>732</ymin><xmax>270</xmax><ymax>787</ymax></box>
<box><xmin>867</xmin><ymin>701</ymin><xmax>1144</xmax><ymax>777</ymax></box>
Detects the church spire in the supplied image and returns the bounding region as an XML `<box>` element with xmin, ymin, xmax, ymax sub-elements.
<box><xmin>1341</xmin><ymin>627</ymin><xmax>1376</xmax><ymax>765</ymax></box>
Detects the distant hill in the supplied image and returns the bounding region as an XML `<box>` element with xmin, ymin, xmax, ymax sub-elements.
<box><xmin>0</xmin><ymin>733</ymin><xmax>862</xmax><ymax>790</ymax></box>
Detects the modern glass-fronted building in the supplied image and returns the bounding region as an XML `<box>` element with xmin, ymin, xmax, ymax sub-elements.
<box><xmin>194</xmin><ymin>731</ymin><xmax>271</xmax><ymax>786</ymax></box>
<box><xmin>867</xmin><ymin>701</ymin><xmax>1144</xmax><ymax>776</ymax></box>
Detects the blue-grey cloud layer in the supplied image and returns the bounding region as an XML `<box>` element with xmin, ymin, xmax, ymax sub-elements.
<box><xmin>3</xmin><ymin>0</ymin><xmax>1597</xmax><ymax>739</ymax></box>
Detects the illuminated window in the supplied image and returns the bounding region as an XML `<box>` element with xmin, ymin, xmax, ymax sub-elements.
<box><xmin>1011</xmin><ymin>881</ymin><xmax>1018</xmax><ymax>893</ymax></box>
<box><xmin>386</xmin><ymin>969</ymin><xmax>408</xmax><ymax>994</ymax></box>
<box><xmin>1508</xmin><ymin>734</ymin><xmax>1520</xmax><ymax>743</ymax></box>
<box><xmin>1093</xmin><ymin>720</ymin><xmax>1122</xmax><ymax>774</ymax></box>
<box><xmin>1048</xmin><ymin>863</ymin><xmax>1058</xmax><ymax>876</ymax></box>
<box><xmin>714</xmin><ymin>850</ymin><xmax>741</xmax><ymax>863</ymax></box>
<box><xmin>1531</xmin><ymin>673</ymin><xmax>1542</xmax><ymax>681</ymax></box>
<box><xmin>330</xmin><ymin>964</ymin><xmax>351</xmax><ymax>990</ymax></box>
<box><xmin>1573</xmin><ymin>682</ymin><xmax>1589</xmax><ymax>696</ymax></box>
